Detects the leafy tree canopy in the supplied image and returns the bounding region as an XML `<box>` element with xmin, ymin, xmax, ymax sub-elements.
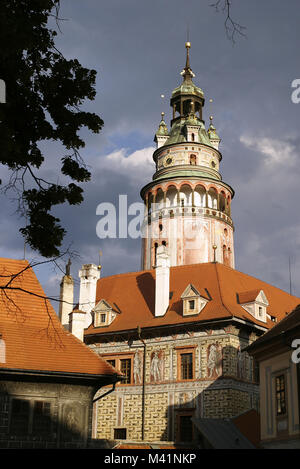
<box><xmin>0</xmin><ymin>0</ymin><xmax>103</xmax><ymax>257</ymax></box>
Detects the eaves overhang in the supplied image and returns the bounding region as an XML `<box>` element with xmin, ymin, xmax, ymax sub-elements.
<box><xmin>84</xmin><ymin>316</ymin><xmax>267</xmax><ymax>343</ymax></box>
<box><xmin>0</xmin><ymin>367</ymin><xmax>122</xmax><ymax>386</ymax></box>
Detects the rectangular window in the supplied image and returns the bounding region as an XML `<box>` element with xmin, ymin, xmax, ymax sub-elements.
<box><xmin>101</xmin><ymin>355</ymin><xmax>133</xmax><ymax>385</ymax></box>
<box><xmin>10</xmin><ymin>399</ymin><xmax>30</xmax><ymax>435</ymax></box>
<box><xmin>100</xmin><ymin>313</ymin><xmax>106</xmax><ymax>323</ymax></box>
<box><xmin>180</xmin><ymin>353</ymin><xmax>193</xmax><ymax>380</ymax></box>
<box><xmin>177</xmin><ymin>414</ymin><xmax>194</xmax><ymax>442</ymax></box>
<box><xmin>95</xmin><ymin>312</ymin><xmax>107</xmax><ymax>327</ymax></box>
<box><xmin>120</xmin><ymin>358</ymin><xmax>132</xmax><ymax>384</ymax></box>
<box><xmin>114</xmin><ymin>428</ymin><xmax>127</xmax><ymax>439</ymax></box>
<box><xmin>276</xmin><ymin>375</ymin><xmax>287</xmax><ymax>416</ymax></box>
<box><xmin>32</xmin><ymin>401</ymin><xmax>51</xmax><ymax>435</ymax></box>
<box><xmin>188</xmin><ymin>300</ymin><xmax>195</xmax><ymax>310</ymax></box>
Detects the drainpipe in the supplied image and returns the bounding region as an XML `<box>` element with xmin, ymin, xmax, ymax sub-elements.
<box><xmin>137</xmin><ymin>326</ymin><xmax>146</xmax><ymax>441</ymax></box>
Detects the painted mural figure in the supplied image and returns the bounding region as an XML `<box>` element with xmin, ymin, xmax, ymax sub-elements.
<box><xmin>133</xmin><ymin>352</ymin><xmax>142</xmax><ymax>384</ymax></box>
<box><xmin>150</xmin><ymin>351</ymin><xmax>162</xmax><ymax>382</ymax></box>
<box><xmin>207</xmin><ymin>342</ymin><xmax>222</xmax><ymax>378</ymax></box>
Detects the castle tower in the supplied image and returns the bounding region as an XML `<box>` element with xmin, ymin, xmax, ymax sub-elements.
<box><xmin>141</xmin><ymin>42</ymin><xmax>235</xmax><ymax>269</ymax></box>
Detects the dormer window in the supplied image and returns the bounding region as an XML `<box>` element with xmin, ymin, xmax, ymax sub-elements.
<box><xmin>238</xmin><ymin>289</ymin><xmax>269</xmax><ymax>323</ymax></box>
<box><xmin>93</xmin><ymin>300</ymin><xmax>118</xmax><ymax>327</ymax></box>
<box><xmin>181</xmin><ymin>284</ymin><xmax>208</xmax><ymax>316</ymax></box>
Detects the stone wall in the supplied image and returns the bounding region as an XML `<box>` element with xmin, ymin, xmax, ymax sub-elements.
<box><xmin>0</xmin><ymin>379</ymin><xmax>96</xmax><ymax>449</ymax></box>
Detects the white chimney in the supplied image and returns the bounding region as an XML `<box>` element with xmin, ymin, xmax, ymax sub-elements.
<box><xmin>59</xmin><ymin>274</ymin><xmax>74</xmax><ymax>331</ymax></box>
<box><xmin>69</xmin><ymin>309</ymin><xmax>86</xmax><ymax>342</ymax></box>
<box><xmin>79</xmin><ymin>264</ymin><xmax>101</xmax><ymax>328</ymax></box>
<box><xmin>155</xmin><ymin>245</ymin><xmax>170</xmax><ymax>317</ymax></box>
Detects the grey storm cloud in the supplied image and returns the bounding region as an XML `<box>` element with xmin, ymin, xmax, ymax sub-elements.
<box><xmin>1</xmin><ymin>0</ymin><xmax>300</xmax><ymax>309</ymax></box>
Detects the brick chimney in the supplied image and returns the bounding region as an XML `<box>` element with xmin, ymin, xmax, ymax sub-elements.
<box><xmin>155</xmin><ymin>245</ymin><xmax>170</xmax><ymax>317</ymax></box>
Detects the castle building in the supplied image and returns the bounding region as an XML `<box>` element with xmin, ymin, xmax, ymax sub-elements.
<box><xmin>64</xmin><ymin>43</ymin><xmax>300</xmax><ymax>446</ymax></box>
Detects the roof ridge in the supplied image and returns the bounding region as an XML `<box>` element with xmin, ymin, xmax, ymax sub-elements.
<box><xmin>99</xmin><ymin>262</ymin><xmax>223</xmax><ymax>281</ymax></box>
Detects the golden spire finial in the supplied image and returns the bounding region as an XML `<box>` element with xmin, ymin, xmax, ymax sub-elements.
<box><xmin>185</xmin><ymin>41</ymin><xmax>191</xmax><ymax>69</ymax></box>
<box><xmin>213</xmin><ymin>244</ymin><xmax>217</xmax><ymax>263</ymax></box>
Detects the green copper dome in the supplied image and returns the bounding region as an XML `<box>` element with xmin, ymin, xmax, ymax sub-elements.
<box><xmin>165</xmin><ymin>117</ymin><xmax>211</xmax><ymax>146</ymax></box>
<box><xmin>171</xmin><ymin>81</ymin><xmax>204</xmax><ymax>99</ymax></box>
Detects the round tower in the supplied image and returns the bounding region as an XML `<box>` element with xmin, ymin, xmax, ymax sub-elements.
<box><xmin>141</xmin><ymin>42</ymin><xmax>235</xmax><ymax>270</ymax></box>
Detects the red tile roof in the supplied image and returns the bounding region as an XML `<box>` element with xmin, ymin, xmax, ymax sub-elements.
<box><xmin>237</xmin><ymin>289</ymin><xmax>262</xmax><ymax>304</ymax></box>
<box><xmin>0</xmin><ymin>258</ymin><xmax>121</xmax><ymax>378</ymax></box>
<box><xmin>85</xmin><ymin>262</ymin><xmax>300</xmax><ymax>336</ymax></box>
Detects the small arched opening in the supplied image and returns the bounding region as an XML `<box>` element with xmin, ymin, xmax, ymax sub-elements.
<box><xmin>189</xmin><ymin>154</ymin><xmax>197</xmax><ymax>165</ymax></box>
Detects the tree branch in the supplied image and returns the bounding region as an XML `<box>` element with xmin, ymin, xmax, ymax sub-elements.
<box><xmin>210</xmin><ymin>0</ymin><xmax>246</xmax><ymax>44</ymax></box>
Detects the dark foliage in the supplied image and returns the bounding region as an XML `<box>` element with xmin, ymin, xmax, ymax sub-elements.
<box><xmin>0</xmin><ymin>0</ymin><xmax>103</xmax><ymax>257</ymax></box>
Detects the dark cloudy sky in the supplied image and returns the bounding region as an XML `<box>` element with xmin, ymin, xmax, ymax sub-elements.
<box><xmin>1</xmin><ymin>0</ymin><xmax>300</xmax><ymax>309</ymax></box>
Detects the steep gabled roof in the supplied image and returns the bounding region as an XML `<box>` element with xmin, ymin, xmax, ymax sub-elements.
<box><xmin>85</xmin><ymin>262</ymin><xmax>300</xmax><ymax>336</ymax></box>
<box><xmin>0</xmin><ymin>258</ymin><xmax>121</xmax><ymax>380</ymax></box>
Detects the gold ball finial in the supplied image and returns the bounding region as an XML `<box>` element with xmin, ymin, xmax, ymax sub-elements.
<box><xmin>185</xmin><ymin>41</ymin><xmax>191</xmax><ymax>48</ymax></box>
<box><xmin>213</xmin><ymin>244</ymin><xmax>217</xmax><ymax>250</ymax></box>
<box><xmin>210</xmin><ymin>115</ymin><xmax>213</xmax><ymax>121</ymax></box>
